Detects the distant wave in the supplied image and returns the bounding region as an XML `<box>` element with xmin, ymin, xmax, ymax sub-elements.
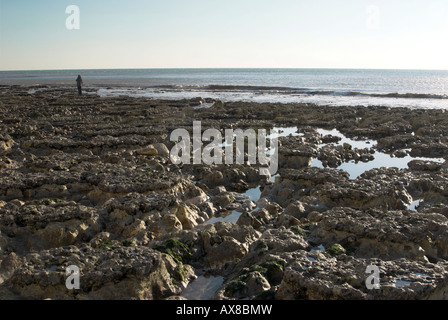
<box><xmin>372</xmin><ymin>92</ymin><xmax>448</xmax><ymax>99</ymax></box>
<box><xmin>110</xmin><ymin>84</ymin><xmax>448</xmax><ymax>100</ymax></box>
<box><xmin>150</xmin><ymin>84</ymin><xmax>306</xmax><ymax>92</ymax></box>
<box><xmin>308</xmin><ymin>90</ymin><xmax>448</xmax><ymax>100</ymax></box>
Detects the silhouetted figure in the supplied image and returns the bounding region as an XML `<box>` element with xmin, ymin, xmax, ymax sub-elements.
<box><xmin>76</xmin><ymin>75</ymin><xmax>83</xmax><ymax>95</ymax></box>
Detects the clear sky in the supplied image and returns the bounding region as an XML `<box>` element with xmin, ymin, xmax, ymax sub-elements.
<box><xmin>1</xmin><ymin>0</ymin><xmax>448</xmax><ymax>70</ymax></box>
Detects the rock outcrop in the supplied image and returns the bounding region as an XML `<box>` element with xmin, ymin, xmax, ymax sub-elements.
<box><xmin>1</xmin><ymin>86</ymin><xmax>448</xmax><ymax>300</ymax></box>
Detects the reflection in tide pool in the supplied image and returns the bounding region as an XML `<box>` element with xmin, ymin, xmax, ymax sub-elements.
<box><xmin>181</xmin><ymin>275</ymin><xmax>224</xmax><ymax>300</ymax></box>
<box><xmin>408</xmin><ymin>199</ymin><xmax>423</xmax><ymax>211</ymax></box>
<box><xmin>317</xmin><ymin>128</ymin><xmax>373</xmax><ymax>150</ymax></box>
<box><xmin>243</xmin><ymin>186</ymin><xmax>261</xmax><ymax>202</ymax></box>
<box><xmin>204</xmin><ymin>210</ymin><xmax>241</xmax><ymax>225</ymax></box>
<box><xmin>269</xmin><ymin>127</ymin><xmax>303</xmax><ymax>139</ymax></box>
<box><xmin>204</xmin><ymin>186</ymin><xmax>261</xmax><ymax>225</ymax></box>
<box><xmin>394</xmin><ymin>279</ymin><xmax>412</xmax><ymax>287</ymax></box>
<box><xmin>312</xmin><ymin>128</ymin><xmax>444</xmax><ymax>179</ymax></box>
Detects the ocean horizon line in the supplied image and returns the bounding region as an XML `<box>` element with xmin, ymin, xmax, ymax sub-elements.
<box><xmin>2</xmin><ymin>67</ymin><xmax>448</xmax><ymax>73</ymax></box>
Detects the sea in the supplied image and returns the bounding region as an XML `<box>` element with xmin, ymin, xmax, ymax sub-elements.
<box><xmin>1</xmin><ymin>68</ymin><xmax>448</xmax><ymax>109</ymax></box>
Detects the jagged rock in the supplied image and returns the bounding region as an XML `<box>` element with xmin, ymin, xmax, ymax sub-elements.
<box><xmin>274</xmin><ymin>214</ymin><xmax>301</xmax><ymax>228</ymax></box>
<box><xmin>0</xmin><ymin>134</ymin><xmax>14</xmax><ymax>153</ymax></box>
<box><xmin>0</xmin><ymin>201</ymin><xmax>100</xmax><ymax>253</ymax></box>
<box><xmin>173</xmin><ymin>204</ymin><xmax>204</xmax><ymax>230</ymax></box>
<box><xmin>237</xmin><ymin>212</ymin><xmax>264</xmax><ymax>229</ymax></box>
<box><xmin>276</xmin><ymin>255</ymin><xmax>448</xmax><ymax>300</ymax></box>
<box><xmin>122</xmin><ymin>219</ymin><xmax>146</xmax><ymax>238</ymax></box>
<box><xmin>393</xmin><ymin>149</ymin><xmax>408</xmax><ymax>158</ymax></box>
<box><xmin>321</xmin><ymin>135</ymin><xmax>342</xmax><ymax>144</ymax></box>
<box><xmin>148</xmin><ymin>214</ymin><xmax>183</xmax><ymax>236</ymax></box>
<box><xmin>175</xmin><ymin>222</ymin><xmax>262</xmax><ymax>270</ymax></box>
<box><xmin>283</xmin><ymin>201</ymin><xmax>307</xmax><ymax>219</ymax></box>
<box><xmin>153</xmin><ymin>143</ymin><xmax>170</xmax><ymax>157</ymax></box>
<box><xmin>0</xmin><ymin>252</ymin><xmax>22</xmax><ymax>284</ymax></box>
<box><xmin>408</xmin><ymin>160</ymin><xmax>442</xmax><ymax>172</ymax></box>
<box><xmin>318</xmin><ymin>144</ymin><xmax>375</xmax><ymax>168</ymax></box>
<box><xmin>278</xmin><ymin>144</ymin><xmax>316</xmax><ymax>169</ymax></box>
<box><xmin>211</xmin><ymin>192</ymin><xmax>236</xmax><ymax>207</ymax></box>
<box><xmin>308</xmin><ymin>207</ymin><xmax>448</xmax><ymax>260</ymax></box>
<box><xmin>0</xmin><ymin>246</ymin><xmax>191</xmax><ymax>300</ymax></box>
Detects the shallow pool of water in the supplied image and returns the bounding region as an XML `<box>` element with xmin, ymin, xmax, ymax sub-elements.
<box><xmin>269</xmin><ymin>127</ymin><xmax>303</xmax><ymax>139</ymax></box>
<box><xmin>413</xmin><ymin>273</ymin><xmax>430</xmax><ymax>278</ymax></box>
<box><xmin>312</xmin><ymin>128</ymin><xmax>444</xmax><ymax>179</ymax></box>
<box><xmin>317</xmin><ymin>128</ymin><xmax>374</xmax><ymax>150</ymax></box>
<box><xmin>244</xmin><ymin>186</ymin><xmax>261</xmax><ymax>201</ymax></box>
<box><xmin>394</xmin><ymin>279</ymin><xmax>412</xmax><ymax>287</ymax></box>
<box><xmin>204</xmin><ymin>210</ymin><xmax>242</xmax><ymax>225</ymax></box>
<box><xmin>309</xmin><ymin>244</ymin><xmax>325</xmax><ymax>253</ymax></box>
<box><xmin>204</xmin><ymin>186</ymin><xmax>261</xmax><ymax>225</ymax></box>
<box><xmin>408</xmin><ymin>199</ymin><xmax>424</xmax><ymax>211</ymax></box>
<box><xmin>181</xmin><ymin>275</ymin><xmax>224</xmax><ymax>300</ymax></box>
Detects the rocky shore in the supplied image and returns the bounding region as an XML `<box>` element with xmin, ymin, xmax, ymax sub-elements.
<box><xmin>1</xmin><ymin>85</ymin><xmax>448</xmax><ymax>300</ymax></box>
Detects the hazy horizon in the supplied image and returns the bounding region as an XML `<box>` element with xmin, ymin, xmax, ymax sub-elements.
<box><xmin>1</xmin><ymin>1</ymin><xmax>448</xmax><ymax>71</ymax></box>
<box><xmin>2</xmin><ymin>67</ymin><xmax>448</xmax><ymax>72</ymax></box>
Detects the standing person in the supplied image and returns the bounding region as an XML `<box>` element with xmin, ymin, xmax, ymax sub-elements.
<box><xmin>76</xmin><ymin>75</ymin><xmax>83</xmax><ymax>95</ymax></box>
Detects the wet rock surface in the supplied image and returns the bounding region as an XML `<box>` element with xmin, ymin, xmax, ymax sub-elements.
<box><xmin>1</xmin><ymin>86</ymin><xmax>448</xmax><ymax>300</ymax></box>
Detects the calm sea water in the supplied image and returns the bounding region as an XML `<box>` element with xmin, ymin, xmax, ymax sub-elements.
<box><xmin>1</xmin><ymin>68</ymin><xmax>448</xmax><ymax>108</ymax></box>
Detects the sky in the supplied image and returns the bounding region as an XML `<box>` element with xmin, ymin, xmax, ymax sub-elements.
<box><xmin>0</xmin><ymin>0</ymin><xmax>448</xmax><ymax>71</ymax></box>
